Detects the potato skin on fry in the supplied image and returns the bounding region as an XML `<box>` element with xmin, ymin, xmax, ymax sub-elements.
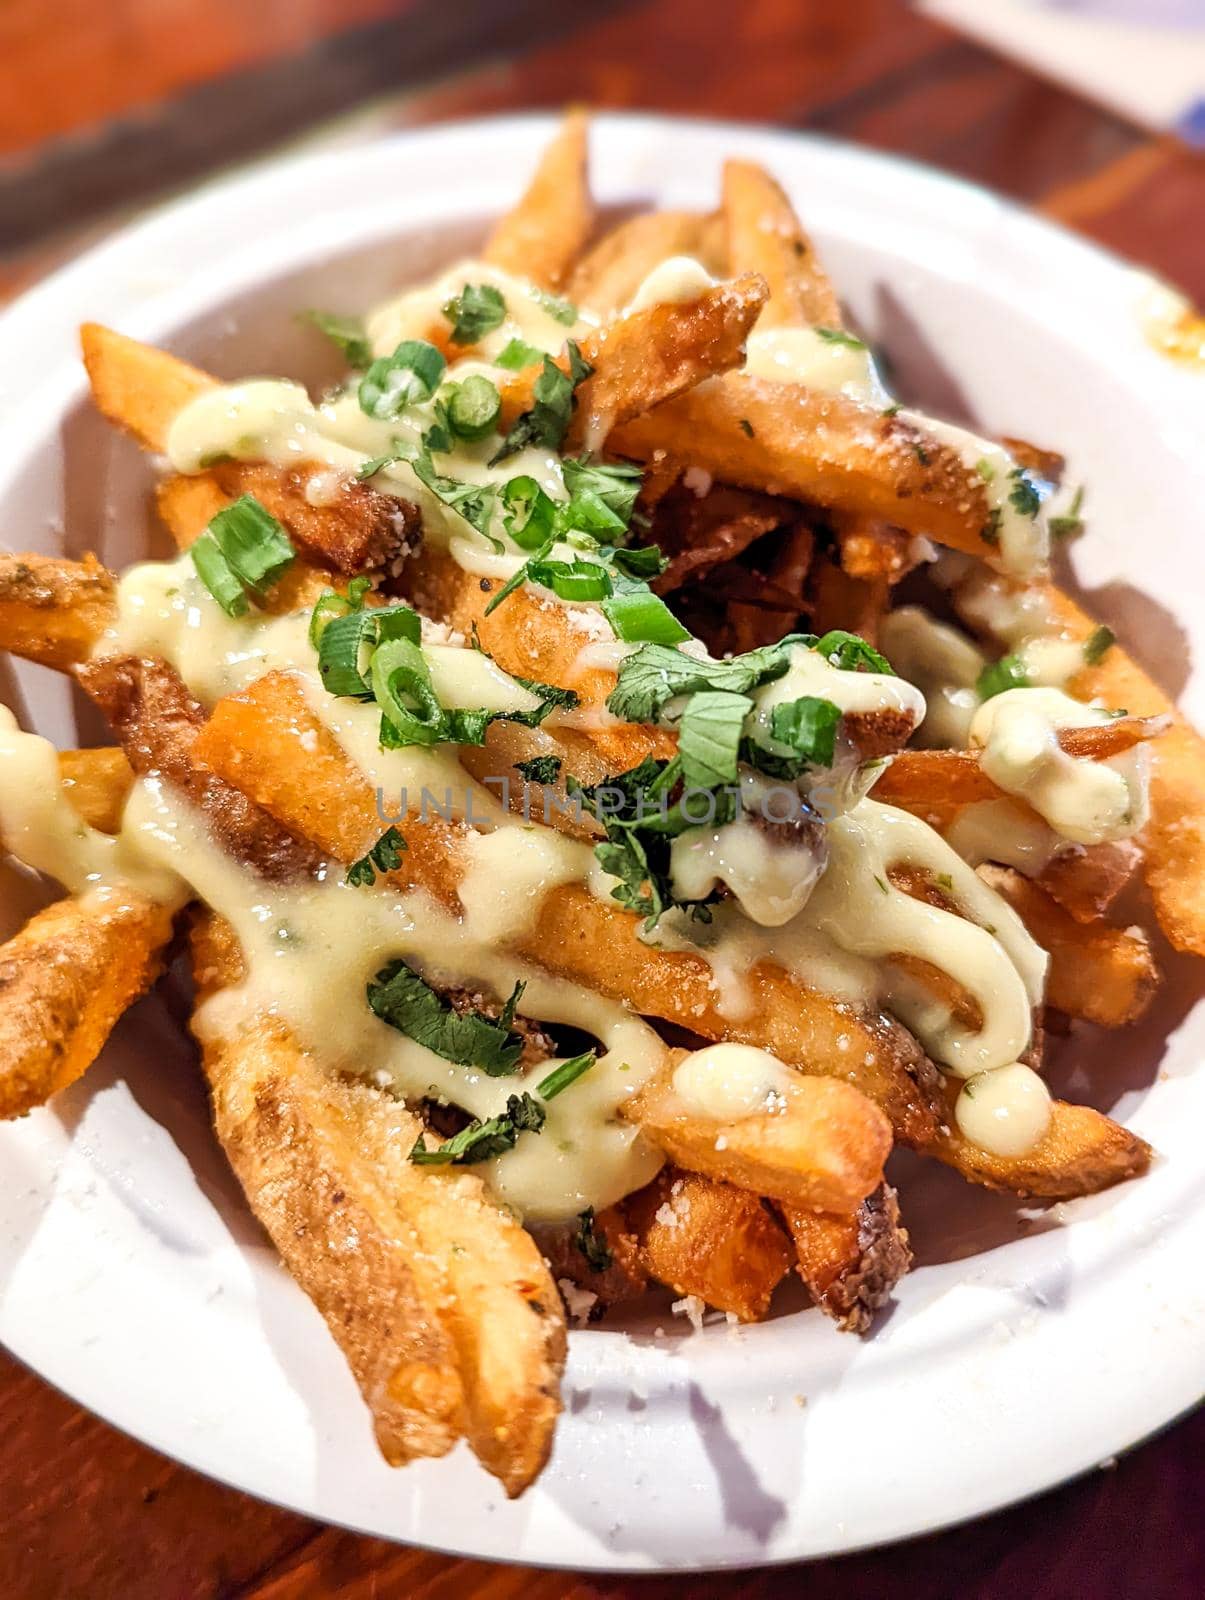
<box><xmin>192</xmin><ymin>912</ymin><xmax>566</xmax><ymax>1493</ymax></box>
<box><xmin>0</xmin><ymin>552</ymin><xmax>115</xmax><ymax>667</ymax></box>
<box><xmin>614</xmin><ymin>374</ymin><xmax>1003</xmax><ymax>564</ymax></box>
<box><xmin>0</xmin><ymin>888</ymin><xmax>173</xmax><ymax>1119</ymax></box>
<box><xmin>78</xmin><ymin>654</ymin><xmax>322</xmax><ymax>881</ymax></box>
<box><xmin>778</xmin><ymin>1182</ymin><xmax>911</xmax><ymax>1334</ymax></box>
<box><xmin>625</xmin><ymin>1168</ymin><xmax>793</xmax><ymax>1322</ymax></box>
<box><xmin>208</xmin><ymin>460</ymin><xmax>421</xmax><ymax>577</ymax></box>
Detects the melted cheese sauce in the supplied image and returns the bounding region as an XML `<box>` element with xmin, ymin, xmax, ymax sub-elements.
<box><xmin>744</xmin><ymin>326</ymin><xmax>892</xmax><ymax>405</ymax></box>
<box><xmin>0</xmin><ymin>248</ymin><xmax>1094</xmax><ymax>1189</ymax></box>
<box><xmin>954</xmin><ymin>1061</ymin><xmax>1052</xmax><ymax>1158</ymax></box>
<box><xmin>672</xmin><ymin>1043</ymin><xmax>797</xmax><ymax>1120</ymax></box>
<box><xmin>970</xmin><ymin>687</ymin><xmax>1147</xmax><ymax>847</ymax></box>
<box><xmin>878</xmin><ymin>606</ymin><xmax>984</xmax><ymax>749</ymax></box>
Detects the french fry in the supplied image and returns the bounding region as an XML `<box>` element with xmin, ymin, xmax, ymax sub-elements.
<box><xmin>0</xmin><ymin>552</ymin><xmax>116</xmax><ymax>667</ymax></box>
<box><xmin>652</xmin><ymin>482</ymin><xmax>791</xmax><ymax>593</ymax></box>
<box><xmin>568</xmin><ymin>211</ymin><xmax>724</xmax><ymax>317</ymax></box>
<box><xmin>0</xmin><ymin>888</ymin><xmax>173</xmax><ymax>1119</ymax></box>
<box><xmin>621</xmin><ymin>1060</ymin><xmax>892</xmax><ymax>1213</ymax></box>
<box><xmin>978</xmin><ymin>864</ymin><xmax>1159</xmax><ymax>1027</ymax></box>
<box><xmin>538</xmin><ymin>1207</ymin><xmax>649</xmax><ymax>1313</ymax></box>
<box><xmin>192</xmin><ymin>911</ymin><xmax>566</xmax><ymax>1492</ymax></box>
<box><xmin>78</xmin><ymin>654</ymin><xmax>322</xmax><ymax>881</ymax></box>
<box><xmin>808</xmin><ymin>547</ymin><xmax>888</xmax><ymax>645</ymax></box>
<box><xmin>56</xmin><ymin>746</ymin><xmax>135</xmax><ymax>832</ymax></box>
<box><xmin>722</xmin><ymin>159</ymin><xmax>841</xmax><ymax>329</ymax></box>
<box><xmin>81</xmin><ymin>321</ymin><xmax>213</xmax><ymax>451</ymax></box>
<box><xmin>612</xmin><ymin>375</ymin><xmax>1009</xmax><ymax>566</ymax></box>
<box><xmin>193</xmin><ymin>673</ymin><xmax>949</xmax><ymax>1145</ymax></box>
<box><xmin>482</xmin><ymin>109</ymin><xmax>593</xmax><ymax>291</ymax></box>
<box><xmin>728</xmin><ymin>522</ymin><xmax>815</xmax><ymax>654</ymax></box>
<box><xmin>934</xmin><ymin>1080</ymin><xmax>1152</xmax><ymax>1198</ymax></box>
<box><xmin>778</xmin><ymin>1182</ymin><xmax>911</xmax><ymax>1334</ymax></box>
<box><xmin>1049</xmin><ymin>585</ymin><xmax>1205</xmax><ymax>958</ymax></box>
<box><xmin>874</xmin><ymin>751</ymin><xmax>1143</xmax><ymax>921</ymax></box>
<box><xmin>403</xmin><ymin>541</ymin><xmax>673</xmax><ymax>778</ymax></box>
<box><xmin>496</xmin><ymin>274</ymin><xmax>769</xmax><ymax>450</ymax></box>
<box><xmin>155</xmin><ymin>476</ymin><xmax>337</xmax><ymax>613</ymax></box>
<box><xmin>624</xmin><ymin>1167</ymin><xmax>794</xmax><ymax>1322</ymax></box>
<box><xmin>206</xmin><ymin>460</ymin><xmax>421</xmax><ymax>576</ymax></box>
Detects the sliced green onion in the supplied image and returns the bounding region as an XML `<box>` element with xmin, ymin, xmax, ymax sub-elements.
<box><xmin>317</xmin><ymin>602</ymin><xmax>421</xmax><ymax>697</ymax></box>
<box><xmin>208</xmin><ymin>495</ymin><xmax>295</xmax><ymax>597</ymax></box>
<box><xmin>602</xmin><ymin>588</ymin><xmax>690</xmax><ymax>644</ymax></box>
<box><xmin>1082</xmin><ymin>625</ymin><xmax>1115</xmax><ymax>666</ymax></box>
<box><xmin>536</xmin><ymin>1050</ymin><xmax>597</xmax><ymax>1100</ymax></box>
<box><xmin>371</xmin><ymin>637</ymin><xmax>445</xmax><ymax>745</ymax></box>
<box><xmin>976</xmin><ymin>653</ymin><xmax>1030</xmax><ymax>702</ymax></box>
<box><xmin>535</xmin><ymin>561</ymin><xmax>612</xmax><ymax>602</ymax></box>
<box><xmin>359</xmin><ymin>340</ymin><xmax>446</xmax><ymax>420</ymax></box>
<box><xmin>190</xmin><ymin>529</ymin><xmax>248</xmax><ymax>618</ymax></box>
<box><xmin>307</xmin><ymin>576</ymin><xmax>372</xmax><ymax>648</ymax></box>
<box><xmin>446</xmin><ymin>374</ymin><xmax>501</xmax><ymax>440</ymax></box>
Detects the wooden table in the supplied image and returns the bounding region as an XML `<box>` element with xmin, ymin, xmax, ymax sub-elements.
<box><xmin>1</xmin><ymin>2</ymin><xmax>1201</xmax><ymax>1594</ymax></box>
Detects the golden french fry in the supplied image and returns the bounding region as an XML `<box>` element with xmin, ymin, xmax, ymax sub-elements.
<box><xmin>1047</xmin><ymin>584</ymin><xmax>1205</xmax><ymax>958</ymax></box>
<box><xmin>624</xmin><ymin>1167</ymin><xmax>794</xmax><ymax>1322</ymax></box>
<box><xmin>538</xmin><ymin>1207</ymin><xmax>649</xmax><ymax>1312</ymax></box>
<box><xmin>482</xmin><ymin>109</ymin><xmax>593</xmax><ymax>290</ymax></box>
<box><xmin>56</xmin><ymin>746</ymin><xmax>135</xmax><ymax>833</ymax></box>
<box><xmin>0</xmin><ymin>888</ymin><xmax>173</xmax><ymax>1119</ymax></box>
<box><xmin>934</xmin><ymin>1081</ymin><xmax>1151</xmax><ymax>1199</ymax></box>
<box><xmin>496</xmin><ymin>274</ymin><xmax>769</xmax><ymax>450</ymax></box>
<box><xmin>568</xmin><ymin>210</ymin><xmax>723</xmax><ymax>317</ymax></box>
<box><xmin>81</xmin><ymin>321</ymin><xmax>213</xmax><ymax>451</ymax></box>
<box><xmin>722</xmin><ymin>158</ymin><xmax>841</xmax><ymax>329</ymax></box>
<box><xmin>0</xmin><ymin>552</ymin><xmax>116</xmax><ymax>668</ymax></box>
<box><xmin>193</xmin><ymin>673</ymin><xmax>948</xmax><ymax>1146</ymax></box>
<box><xmin>874</xmin><ymin>752</ymin><xmax>1141</xmax><ymax>922</ymax></box>
<box><xmin>979</xmin><ymin>864</ymin><xmax>1159</xmax><ymax>1027</ymax></box>
<box><xmin>78</xmin><ymin>654</ymin><xmax>322</xmax><ymax>881</ymax></box>
<box><xmin>808</xmin><ymin>547</ymin><xmax>889</xmax><ymax>645</ymax></box>
<box><xmin>622</xmin><ymin>1060</ymin><xmax>892</xmax><ymax>1213</ymax></box>
<box><xmin>613</xmin><ymin>375</ymin><xmax>1007</xmax><ymax>565</ymax></box>
<box><xmin>778</xmin><ymin>1182</ymin><xmax>911</xmax><ymax>1334</ymax></box>
<box><xmin>192</xmin><ymin>911</ymin><xmax>566</xmax><ymax>1493</ymax></box>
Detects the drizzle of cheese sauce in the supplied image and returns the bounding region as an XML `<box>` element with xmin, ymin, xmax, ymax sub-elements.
<box><xmin>955</xmin><ymin>1061</ymin><xmax>1052</xmax><ymax>1158</ymax></box>
<box><xmin>878</xmin><ymin>605</ymin><xmax>984</xmax><ymax>749</ymax></box>
<box><xmin>744</xmin><ymin>326</ymin><xmax>892</xmax><ymax>405</ymax></box>
<box><xmin>946</xmin><ymin>799</ymin><xmax>1062</xmax><ymax>876</ymax></box>
<box><xmin>626</xmin><ymin>256</ymin><xmax>716</xmax><ymax>312</ymax></box>
<box><xmin>671</xmin><ymin>1043</ymin><xmax>796</xmax><ymax>1120</ymax></box>
<box><xmin>365</xmin><ymin>259</ymin><xmax>590</xmax><ymax>362</ymax></box>
<box><xmin>970</xmin><ymin>687</ymin><xmax>1147</xmax><ymax>846</ymax></box>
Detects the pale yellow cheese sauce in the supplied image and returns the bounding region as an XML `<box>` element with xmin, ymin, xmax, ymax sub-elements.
<box><xmin>2</xmin><ymin>257</ymin><xmax>1151</xmax><ymax>1188</ymax></box>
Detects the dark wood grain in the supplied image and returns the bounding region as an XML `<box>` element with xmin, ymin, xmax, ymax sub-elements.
<box><xmin>0</xmin><ymin>0</ymin><xmax>1201</xmax><ymax>1594</ymax></box>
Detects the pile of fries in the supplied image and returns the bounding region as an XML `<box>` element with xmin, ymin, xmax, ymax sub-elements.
<box><xmin>1</xmin><ymin>111</ymin><xmax>1201</xmax><ymax>1498</ymax></box>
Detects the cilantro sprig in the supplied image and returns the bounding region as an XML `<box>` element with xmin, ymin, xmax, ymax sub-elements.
<box><xmin>442</xmin><ymin>282</ymin><xmax>506</xmax><ymax>345</ymax></box>
<box><xmin>368</xmin><ymin>961</ymin><xmax>527</xmax><ymax>1076</ymax></box>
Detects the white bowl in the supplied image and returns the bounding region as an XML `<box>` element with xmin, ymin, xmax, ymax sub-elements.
<box><xmin>0</xmin><ymin>112</ymin><xmax>1202</xmax><ymax>1572</ymax></box>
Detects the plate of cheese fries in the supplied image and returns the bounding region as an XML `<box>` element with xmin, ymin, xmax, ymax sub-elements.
<box><xmin>0</xmin><ymin>111</ymin><xmax>1201</xmax><ymax>1570</ymax></box>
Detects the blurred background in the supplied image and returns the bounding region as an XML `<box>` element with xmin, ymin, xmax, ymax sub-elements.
<box><xmin>2</xmin><ymin>0</ymin><xmax>1204</xmax><ymax>302</ymax></box>
<box><xmin>1</xmin><ymin>2</ymin><xmax>1203</xmax><ymax>1597</ymax></box>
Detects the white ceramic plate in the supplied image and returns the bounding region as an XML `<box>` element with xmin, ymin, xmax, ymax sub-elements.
<box><xmin>0</xmin><ymin>113</ymin><xmax>1202</xmax><ymax>1573</ymax></box>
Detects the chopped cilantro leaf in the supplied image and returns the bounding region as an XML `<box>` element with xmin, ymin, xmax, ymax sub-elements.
<box><xmin>442</xmin><ymin>282</ymin><xmax>506</xmax><ymax>344</ymax></box>
<box><xmin>515</xmin><ymin>755</ymin><xmax>563</xmax><ymax>785</ymax></box>
<box><xmin>535</xmin><ymin>289</ymin><xmax>578</xmax><ymax>325</ymax></box>
<box><xmin>494</xmin><ymin>336</ymin><xmax>545</xmax><ymax>371</ymax></box>
<box><xmin>489</xmin><ymin>343</ymin><xmax>593</xmax><ymax>465</ymax></box>
<box><xmin>368</xmin><ymin>960</ymin><xmax>527</xmax><ymax>1076</ymax></box>
<box><xmin>346</xmin><ymin>826</ymin><xmax>406</xmax><ymax>887</ymax></box>
<box><xmin>677</xmin><ymin>690</ymin><xmax>750</xmax><ymax>790</ymax></box>
<box><xmin>410</xmin><ymin>1093</ymin><xmax>546</xmax><ymax>1165</ymax></box>
<box><xmin>300</xmin><ymin>310</ymin><xmax>372</xmax><ymax>369</ymax></box>
<box><xmin>574</xmin><ymin>1207</ymin><xmax>614</xmax><ymax>1272</ymax></box>
<box><xmin>1008</xmin><ymin>467</ymin><xmax>1041</xmax><ymax>519</ymax></box>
